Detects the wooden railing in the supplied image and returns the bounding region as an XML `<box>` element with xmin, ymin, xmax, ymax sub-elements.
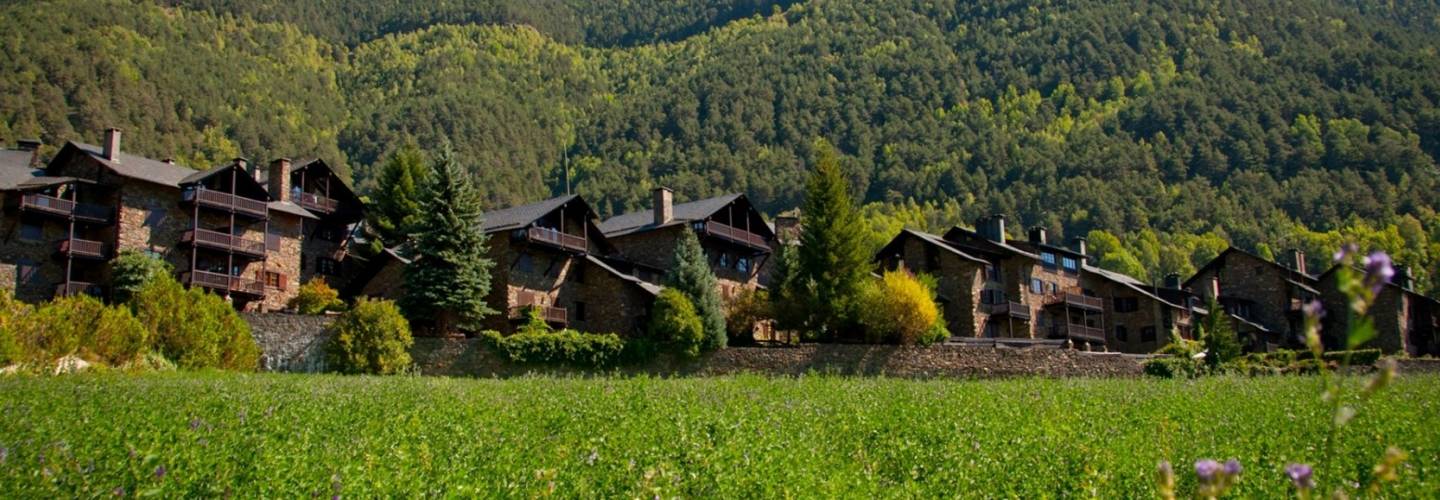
<box><xmin>700</xmin><ymin>220</ymin><xmax>770</xmax><ymax>250</ymax></box>
<box><xmin>56</xmin><ymin>237</ymin><xmax>108</xmax><ymax>259</ymax></box>
<box><xmin>1055</xmin><ymin>324</ymin><xmax>1107</xmax><ymax>343</ymax></box>
<box><xmin>984</xmin><ymin>301</ymin><xmax>1031</xmax><ymax>320</ymax></box>
<box><xmin>54</xmin><ymin>281</ymin><xmax>103</xmax><ymax>298</ymax></box>
<box><xmin>1046</xmin><ymin>288</ymin><xmax>1104</xmax><ymax>311</ymax></box>
<box><xmin>183</xmin><ymin>270</ymin><xmax>265</xmax><ymax>296</ymax></box>
<box><xmin>294</xmin><ymin>191</ymin><xmax>339</xmax><ymax>214</ymax></box>
<box><xmin>184</xmin><ymin>228</ymin><xmax>266</xmax><ymax>256</ymax></box>
<box><xmin>184</xmin><ymin>188</ymin><xmax>268</xmax><ymax>218</ymax></box>
<box><xmin>20</xmin><ymin>193</ymin><xmax>112</xmax><ymax>223</ymax></box>
<box><xmin>525</xmin><ymin>226</ymin><xmax>587</xmax><ymax>253</ymax></box>
<box><xmin>508</xmin><ymin>304</ymin><xmax>568</xmax><ymax>324</ymax></box>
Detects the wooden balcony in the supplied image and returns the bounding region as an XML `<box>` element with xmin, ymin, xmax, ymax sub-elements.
<box><xmin>1045</xmin><ymin>289</ymin><xmax>1104</xmax><ymax>311</ymax></box>
<box><xmin>508</xmin><ymin>304</ymin><xmax>568</xmax><ymax>325</ymax></box>
<box><xmin>294</xmin><ymin>191</ymin><xmax>339</xmax><ymax>214</ymax></box>
<box><xmin>984</xmin><ymin>301</ymin><xmax>1031</xmax><ymax>320</ymax></box>
<box><xmin>1054</xmin><ymin>324</ymin><xmax>1107</xmax><ymax>344</ymax></box>
<box><xmin>20</xmin><ymin>193</ymin><xmax>113</xmax><ymax>224</ymax></box>
<box><xmin>182</xmin><ymin>270</ymin><xmax>265</xmax><ymax>296</ymax></box>
<box><xmin>54</xmin><ymin>281</ymin><xmax>104</xmax><ymax>298</ymax></box>
<box><xmin>183</xmin><ymin>228</ymin><xmax>266</xmax><ymax>257</ymax></box>
<box><xmin>183</xmin><ymin>188</ymin><xmax>268</xmax><ymax>219</ymax></box>
<box><xmin>524</xmin><ymin>226</ymin><xmax>587</xmax><ymax>253</ymax></box>
<box><xmin>699</xmin><ymin>220</ymin><xmax>770</xmax><ymax>251</ymax></box>
<box><xmin>56</xmin><ymin>237</ymin><xmax>108</xmax><ymax>260</ymax></box>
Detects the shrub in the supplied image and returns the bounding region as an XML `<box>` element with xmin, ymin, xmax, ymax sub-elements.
<box><xmin>648</xmin><ymin>289</ymin><xmax>705</xmax><ymax>357</ymax></box>
<box><xmin>0</xmin><ymin>290</ymin><xmax>29</xmax><ymax>365</ymax></box>
<box><xmin>857</xmin><ymin>270</ymin><xmax>946</xmax><ymax>345</ymax></box>
<box><xmin>130</xmin><ymin>276</ymin><xmax>259</xmax><ymax>370</ymax></box>
<box><xmin>724</xmin><ymin>288</ymin><xmax>772</xmax><ymax>344</ymax></box>
<box><xmin>1143</xmin><ymin>357</ymin><xmax>1202</xmax><ymax>379</ymax></box>
<box><xmin>1199</xmin><ymin>296</ymin><xmax>1242</xmax><ymax>368</ymax></box>
<box><xmin>109</xmin><ymin>250</ymin><xmax>173</xmax><ymax>303</ymax></box>
<box><xmin>327</xmin><ymin>298</ymin><xmax>413</xmax><ymax>374</ymax></box>
<box><xmin>30</xmin><ymin>295</ymin><xmax>151</xmax><ymax>366</ymax></box>
<box><xmin>289</xmin><ymin>278</ymin><xmax>346</xmax><ymax>315</ymax></box>
<box><xmin>481</xmin><ymin>329</ymin><xmax>625</xmax><ymax>367</ymax></box>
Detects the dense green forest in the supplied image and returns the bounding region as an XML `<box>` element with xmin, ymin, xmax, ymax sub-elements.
<box><xmin>3</xmin><ymin>0</ymin><xmax>1440</xmax><ymax>291</ymax></box>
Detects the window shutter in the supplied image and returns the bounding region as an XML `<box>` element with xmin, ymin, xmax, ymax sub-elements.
<box><xmin>279</xmin><ymin>273</ymin><xmax>288</xmax><ymax>291</ymax></box>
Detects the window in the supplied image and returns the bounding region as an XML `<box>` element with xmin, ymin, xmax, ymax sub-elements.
<box><xmin>316</xmin><ymin>257</ymin><xmax>340</xmax><ymax>275</ymax></box>
<box><xmin>1115</xmin><ymin>326</ymin><xmax>1129</xmax><ymax>342</ymax></box>
<box><xmin>1061</xmin><ymin>256</ymin><xmax>1079</xmax><ymax>273</ymax></box>
<box><xmin>1114</xmin><ymin>297</ymin><xmax>1139</xmax><ymax>313</ymax></box>
<box><xmin>1050</xmin><ymin>282</ymin><xmax>1059</xmax><ymax>294</ymax></box>
<box><xmin>982</xmin><ymin>289</ymin><xmax>1006</xmax><ymax>305</ymax></box>
<box><xmin>737</xmin><ymin>257</ymin><xmax>750</xmax><ymax>273</ymax></box>
<box><xmin>984</xmin><ymin>322</ymin><xmax>998</xmax><ymax>338</ymax></box>
<box><xmin>19</xmin><ymin>221</ymin><xmax>42</xmax><ymax>241</ymax></box>
<box><xmin>718</xmin><ymin>253</ymin><xmax>731</xmax><ymax>269</ymax></box>
<box><xmin>1030</xmin><ymin>278</ymin><xmax>1043</xmax><ymax>294</ymax></box>
<box><xmin>143</xmin><ymin>209</ymin><xmax>167</xmax><ymax>228</ymax></box>
<box><xmin>986</xmin><ymin>265</ymin><xmax>1001</xmax><ymax>283</ymax></box>
<box><xmin>264</xmin><ymin>271</ymin><xmax>287</xmax><ymax>290</ymax></box>
<box><xmin>574</xmin><ymin>301</ymin><xmax>587</xmax><ymax>322</ymax></box>
<box><xmin>15</xmin><ymin>259</ymin><xmax>39</xmax><ymax>287</ymax></box>
<box><xmin>516</xmin><ymin>254</ymin><xmax>533</xmax><ymax>274</ymax></box>
<box><xmin>1141</xmin><ymin>326</ymin><xmax>1157</xmax><ymax>342</ymax></box>
<box><xmin>925</xmin><ymin>244</ymin><xmax>941</xmax><ymax>271</ymax></box>
<box><xmin>1041</xmin><ymin>252</ymin><xmax>1057</xmax><ymax>268</ymax></box>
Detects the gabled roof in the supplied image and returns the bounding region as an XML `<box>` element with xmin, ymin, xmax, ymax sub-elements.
<box><xmin>291</xmin><ymin>158</ymin><xmax>363</xmax><ymax>206</ymax></box>
<box><xmin>941</xmin><ymin>226</ymin><xmax>1041</xmax><ymax>260</ymax></box>
<box><xmin>0</xmin><ymin>150</ymin><xmax>45</xmax><ymax>190</ymax></box>
<box><xmin>1084</xmin><ymin>263</ymin><xmax>1191</xmax><ymax>311</ymax></box>
<box><xmin>269</xmin><ymin>200</ymin><xmax>319</xmax><ymax>220</ymax></box>
<box><xmin>877</xmin><ymin>228</ymin><xmax>990</xmax><ymax>265</ymax></box>
<box><xmin>600</xmin><ymin>193</ymin><xmax>774</xmax><ymax>239</ymax></box>
<box><xmin>66</xmin><ymin>142</ymin><xmax>198</xmax><ymax>187</ymax></box>
<box><xmin>1184</xmin><ymin>247</ymin><xmax>1317</xmax><ymax>289</ymax></box>
<box><xmin>1317</xmin><ymin>264</ymin><xmax>1440</xmax><ymax>307</ymax></box>
<box><xmin>482</xmin><ymin>194</ymin><xmax>584</xmax><ymax>233</ymax></box>
<box><xmin>585</xmin><ymin>255</ymin><xmax>662</xmax><ymax>296</ymax></box>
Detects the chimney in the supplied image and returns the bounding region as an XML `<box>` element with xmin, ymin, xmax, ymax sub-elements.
<box><xmin>1287</xmin><ymin>248</ymin><xmax>1307</xmax><ymax>275</ymax></box>
<box><xmin>103</xmin><ymin>128</ymin><xmax>121</xmax><ymax>162</ymax></box>
<box><xmin>1209</xmin><ymin>276</ymin><xmax>1221</xmax><ymax>300</ymax></box>
<box><xmin>268</xmin><ymin>158</ymin><xmax>292</xmax><ymax>201</ymax></box>
<box><xmin>1073</xmin><ymin>236</ymin><xmax>1088</xmax><ymax>257</ymax></box>
<box><xmin>1164</xmin><ymin>273</ymin><xmax>1182</xmax><ymax>289</ymax></box>
<box><xmin>1028</xmin><ymin>226</ymin><xmax>1047</xmax><ymax>245</ymax></box>
<box><xmin>17</xmin><ymin>138</ymin><xmax>42</xmax><ymax>167</ymax></box>
<box><xmin>989</xmin><ymin>214</ymin><xmax>1006</xmax><ymax>244</ymax></box>
<box><xmin>653</xmin><ymin>187</ymin><xmax>673</xmax><ymax>226</ymax></box>
<box><xmin>1395</xmin><ymin>265</ymin><xmax>1413</xmax><ymax>291</ymax></box>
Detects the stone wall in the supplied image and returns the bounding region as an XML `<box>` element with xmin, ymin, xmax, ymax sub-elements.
<box><xmin>243</xmin><ymin>312</ymin><xmax>334</xmax><ymax>372</ymax></box>
<box><xmin>409</xmin><ymin>340</ymin><xmax>1150</xmax><ymax>379</ymax></box>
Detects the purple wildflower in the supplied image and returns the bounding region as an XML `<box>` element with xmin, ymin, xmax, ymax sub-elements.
<box><xmin>1362</xmin><ymin>251</ymin><xmax>1395</xmax><ymax>295</ymax></box>
<box><xmin>113</xmin><ymin>487</ymin><xmax>125</xmax><ymax>497</ymax></box>
<box><xmin>1223</xmin><ymin>459</ymin><xmax>1242</xmax><ymax>476</ymax></box>
<box><xmin>1285</xmin><ymin>463</ymin><xmax>1315</xmax><ymax>490</ymax></box>
<box><xmin>154</xmin><ymin>465</ymin><xmax>167</xmax><ymax>480</ymax></box>
<box><xmin>1333</xmin><ymin>243</ymin><xmax>1359</xmax><ymax>263</ymax></box>
<box><xmin>1302</xmin><ymin>300</ymin><xmax>1325</xmax><ymax>320</ymax></box>
<box><xmin>189</xmin><ymin>417</ymin><xmax>203</xmax><ymax>431</ymax></box>
<box><xmin>1195</xmin><ymin>459</ymin><xmax>1221</xmax><ymax>482</ymax></box>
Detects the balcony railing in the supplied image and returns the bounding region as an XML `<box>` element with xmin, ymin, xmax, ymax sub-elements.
<box><xmin>182</xmin><ymin>270</ymin><xmax>265</xmax><ymax>296</ymax></box>
<box><xmin>56</xmin><ymin>237</ymin><xmax>108</xmax><ymax>259</ymax></box>
<box><xmin>294</xmin><ymin>191</ymin><xmax>340</xmax><ymax>214</ymax></box>
<box><xmin>1045</xmin><ymin>288</ymin><xmax>1104</xmax><ymax>311</ymax></box>
<box><xmin>508</xmin><ymin>304</ymin><xmax>568</xmax><ymax>325</ymax></box>
<box><xmin>183</xmin><ymin>228</ymin><xmax>266</xmax><ymax>257</ymax></box>
<box><xmin>183</xmin><ymin>188</ymin><xmax>268</xmax><ymax>219</ymax></box>
<box><xmin>524</xmin><ymin>226</ymin><xmax>587</xmax><ymax>253</ymax></box>
<box><xmin>1054</xmin><ymin>324</ymin><xmax>1107</xmax><ymax>344</ymax></box>
<box><xmin>20</xmin><ymin>193</ymin><xmax>113</xmax><ymax>223</ymax></box>
<box><xmin>54</xmin><ymin>281</ymin><xmax>104</xmax><ymax>299</ymax></box>
<box><xmin>699</xmin><ymin>220</ymin><xmax>770</xmax><ymax>251</ymax></box>
<box><xmin>984</xmin><ymin>301</ymin><xmax>1031</xmax><ymax>320</ymax></box>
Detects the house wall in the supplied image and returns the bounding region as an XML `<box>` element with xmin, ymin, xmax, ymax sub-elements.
<box><xmin>881</xmin><ymin>235</ymin><xmax>986</xmax><ymax>338</ymax></box>
<box><xmin>561</xmin><ymin>260</ymin><xmax>653</xmax><ymax>336</ymax></box>
<box><xmin>608</xmin><ymin>225</ymin><xmax>765</xmax><ymax>300</ymax></box>
<box><xmin>0</xmin><ymin>211</ymin><xmax>68</xmax><ymax>301</ymax></box>
<box><xmin>1086</xmin><ymin>279</ymin><xmax>1187</xmax><ymax>354</ymax></box>
<box><xmin>1190</xmin><ymin>251</ymin><xmax>1300</xmax><ymax>340</ymax></box>
<box><xmin>260</xmin><ymin>212</ymin><xmax>304</xmax><ymax>312</ymax></box>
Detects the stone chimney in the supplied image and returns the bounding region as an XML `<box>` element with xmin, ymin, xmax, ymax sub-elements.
<box><xmin>1073</xmin><ymin>237</ymin><xmax>1088</xmax><ymax>257</ymax></box>
<box><xmin>1288</xmin><ymin>248</ymin><xmax>1307</xmax><ymax>275</ymax></box>
<box><xmin>17</xmin><ymin>138</ymin><xmax>42</xmax><ymax>167</ymax></box>
<box><xmin>985</xmin><ymin>214</ymin><xmax>1006</xmax><ymax>244</ymax></box>
<box><xmin>268</xmin><ymin>158</ymin><xmax>292</xmax><ymax>201</ymax></box>
<box><xmin>1164</xmin><ymin>273</ymin><xmax>1182</xmax><ymax>289</ymax></box>
<box><xmin>233</xmin><ymin>158</ymin><xmax>253</xmax><ymax>180</ymax></box>
<box><xmin>1395</xmin><ymin>265</ymin><xmax>1413</xmax><ymax>291</ymax></box>
<box><xmin>103</xmin><ymin>128</ymin><xmax>121</xmax><ymax>162</ymax></box>
<box><xmin>1209</xmin><ymin>276</ymin><xmax>1221</xmax><ymax>300</ymax></box>
<box><xmin>1028</xmin><ymin>226</ymin><xmax>1047</xmax><ymax>245</ymax></box>
<box><xmin>653</xmin><ymin>187</ymin><xmax>673</xmax><ymax>226</ymax></box>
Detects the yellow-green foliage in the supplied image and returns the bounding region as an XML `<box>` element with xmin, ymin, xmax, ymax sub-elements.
<box><xmin>327</xmin><ymin>298</ymin><xmax>413</xmax><ymax>375</ymax></box>
<box><xmin>24</xmin><ymin>295</ymin><xmax>150</xmax><ymax>367</ymax></box>
<box><xmin>723</xmin><ymin>288</ymin><xmax>771</xmax><ymax>342</ymax></box>
<box><xmin>648</xmin><ymin>289</ymin><xmax>705</xmax><ymax>357</ymax></box>
<box><xmin>857</xmin><ymin>270</ymin><xmax>947</xmax><ymax>345</ymax></box>
<box><xmin>0</xmin><ymin>290</ymin><xmax>33</xmax><ymax>365</ymax></box>
<box><xmin>130</xmin><ymin>276</ymin><xmax>259</xmax><ymax>371</ymax></box>
<box><xmin>289</xmin><ymin>278</ymin><xmax>346</xmax><ymax>315</ymax></box>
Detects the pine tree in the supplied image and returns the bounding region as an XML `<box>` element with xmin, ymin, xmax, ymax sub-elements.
<box><xmin>768</xmin><ymin>241</ymin><xmax>805</xmax><ymax>331</ymax></box>
<box><xmin>401</xmin><ymin>145</ymin><xmax>496</xmax><ymax>333</ymax></box>
<box><xmin>365</xmin><ymin>144</ymin><xmax>429</xmax><ymax>252</ymax></box>
<box><xmin>797</xmin><ymin>140</ymin><xmax>869</xmax><ymax>337</ymax></box>
<box><xmin>1201</xmin><ymin>295</ymin><xmax>1243</xmax><ymax>368</ymax></box>
<box><xmin>667</xmin><ymin>228</ymin><xmax>726</xmax><ymax>351</ymax></box>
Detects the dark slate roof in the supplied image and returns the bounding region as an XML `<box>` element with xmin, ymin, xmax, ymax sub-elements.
<box><xmin>1084</xmin><ymin>263</ymin><xmax>1191</xmax><ymax>311</ymax></box>
<box><xmin>481</xmin><ymin>194</ymin><xmax>582</xmax><ymax>233</ymax></box>
<box><xmin>585</xmin><ymin>255</ymin><xmax>661</xmax><ymax>296</ymax></box>
<box><xmin>942</xmin><ymin>226</ymin><xmax>1041</xmax><ymax>260</ymax></box>
<box><xmin>71</xmin><ymin>142</ymin><xmax>198</xmax><ymax>187</ymax></box>
<box><xmin>1184</xmin><ymin>247</ymin><xmax>1318</xmax><ymax>288</ymax></box>
<box><xmin>599</xmin><ymin>193</ymin><xmax>743</xmax><ymax>237</ymax></box>
<box><xmin>269</xmin><ymin>201</ymin><xmax>319</xmax><ymax>220</ymax></box>
<box><xmin>0</xmin><ymin>150</ymin><xmax>44</xmax><ymax>190</ymax></box>
<box><xmin>882</xmin><ymin>228</ymin><xmax>990</xmax><ymax>265</ymax></box>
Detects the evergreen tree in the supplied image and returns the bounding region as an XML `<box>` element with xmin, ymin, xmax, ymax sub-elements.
<box><xmin>797</xmin><ymin>140</ymin><xmax>869</xmax><ymax>337</ymax></box>
<box><xmin>666</xmin><ymin>228</ymin><xmax>726</xmax><ymax>351</ymax></box>
<box><xmin>401</xmin><ymin>145</ymin><xmax>496</xmax><ymax>333</ymax></box>
<box><xmin>365</xmin><ymin>144</ymin><xmax>429</xmax><ymax>252</ymax></box>
<box><xmin>768</xmin><ymin>241</ymin><xmax>805</xmax><ymax>331</ymax></box>
<box><xmin>1201</xmin><ymin>296</ymin><xmax>1243</xmax><ymax>368</ymax></box>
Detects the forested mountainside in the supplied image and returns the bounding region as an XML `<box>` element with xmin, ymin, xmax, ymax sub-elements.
<box><xmin>3</xmin><ymin>0</ymin><xmax>1440</xmax><ymax>289</ymax></box>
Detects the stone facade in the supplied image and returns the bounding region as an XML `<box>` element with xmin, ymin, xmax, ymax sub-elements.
<box><xmin>243</xmin><ymin>312</ymin><xmax>334</xmax><ymax>372</ymax></box>
<box><xmin>1187</xmin><ymin>248</ymin><xmax>1316</xmax><ymax>347</ymax></box>
<box><xmin>1319</xmin><ymin>270</ymin><xmax>1440</xmax><ymax>356</ymax></box>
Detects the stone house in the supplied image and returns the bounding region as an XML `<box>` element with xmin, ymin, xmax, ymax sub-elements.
<box><xmin>1185</xmin><ymin>247</ymin><xmax>1319</xmax><ymax>350</ymax></box>
<box><xmin>599</xmin><ymin>188</ymin><xmax>775</xmax><ymax>299</ymax></box>
<box><xmin>259</xmin><ymin>158</ymin><xmax>366</xmax><ymax>292</ymax></box>
<box><xmin>0</xmin><ymin>129</ymin><xmax>317</xmax><ymax>311</ymax></box>
<box><xmin>1317</xmin><ymin>264</ymin><xmax>1439</xmax><ymax>356</ymax></box>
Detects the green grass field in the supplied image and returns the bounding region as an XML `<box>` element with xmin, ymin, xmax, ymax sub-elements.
<box><xmin>1</xmin><ymin>374</ymin><xmax>1436</xmax><ymax>497</ymax></box>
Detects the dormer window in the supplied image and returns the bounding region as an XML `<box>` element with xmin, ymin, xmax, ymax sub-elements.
<box><xmin>1041</xmin><ymin>252</ymin><xmax>1057</xmax><ymax>269</ymax></box>
<box><xmin>1061</xmin><ymin>256</ymin><xmax>1079</xmax><ymax>273</ymax></box>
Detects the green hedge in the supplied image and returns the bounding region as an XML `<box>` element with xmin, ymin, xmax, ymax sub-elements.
<box><xmin>1143</xmin><ymin>357</ymin><xmax>1202</xmax><ymax>379</ymax></box>
<box><xmin>481</xmin><ymin>329</ymin><xmax>625</xmax><ymax>367</ymax></box>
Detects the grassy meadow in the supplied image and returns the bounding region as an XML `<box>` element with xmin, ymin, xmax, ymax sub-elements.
<box><xmin>1</xmin><ymin>373</ymin><xmax>1436</xmax><ymax>497</ymax></box>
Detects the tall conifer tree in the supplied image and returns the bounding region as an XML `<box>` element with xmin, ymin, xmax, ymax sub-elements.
<box><xmin>667</xmin><ymin>228</ymin><xmax>726</xmax><ymax>351</ymax></box>
<box><xmin>402</xmin><ymin>145</ymin><xmax>495</xmax><ymax>333</ymax></box>
<box><xmin>797</xmin><ymin>140</ymin><xmax>869</xmax><ymax>337</ymax></box>
<box><xmin>366</xmin><ymin>144</ymin><xmax>429</xmax><ymax>252</ymax></box>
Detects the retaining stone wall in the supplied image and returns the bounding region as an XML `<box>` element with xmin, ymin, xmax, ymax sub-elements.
<box><xmin>243</xmin><ymin>312</ymin><xmax>334</xmax><ymax>372</ymax></box>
